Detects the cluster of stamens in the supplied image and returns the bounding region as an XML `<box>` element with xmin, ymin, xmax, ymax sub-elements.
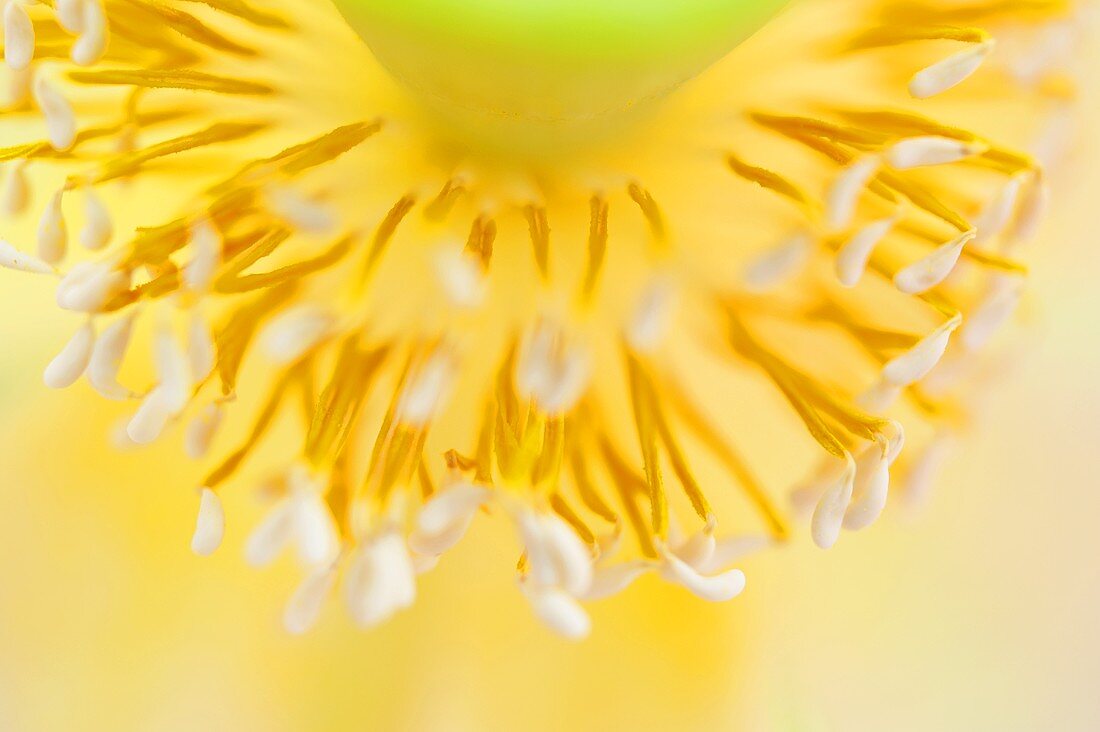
<box><xmin>0</xmin><ymin>0</ymin><xmax>1084</xmax><ymax>638</ymax></box>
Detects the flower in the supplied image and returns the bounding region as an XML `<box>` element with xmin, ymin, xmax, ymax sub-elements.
<box><xmin>0</xmin><ymin>0</ymin><xmax>1083</xmax><ymax>639</ymax></box>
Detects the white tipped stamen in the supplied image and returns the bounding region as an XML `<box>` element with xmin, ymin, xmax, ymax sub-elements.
<box><xmin>265</xmin><ymin>184</ymin><xmax>336</xmax><ymax>233</ymax></box>
<box><xmin>286</xmin><ymin>467</ymin><xmax>339</xmax><ymax>566</ymax></box>
<box><xmin>701</xmin><ymin>535</ymin><xmax>771</xmax><ymax>574</ymax></box>
<box><xmin>43</xmin><ymin>320</ymin><xmax>94</xmax><ymax>389</ymax></box>
<box><xmin>71</xmin><ymin>0</ymin><xmax>107</xmax><ymax>67</ymax></box>
<box><xmin>115</xmin><ymin>121</ymin><xmax>137</xmax><ymax>154</ymax></box>
<box><xmin>5</xmin><ymin>64</ymin><xmax>32</xmax><ymax>108</ymax></box>
<box><xmin>974</xmin><ymin>176</ymin><xmax>1023</xmax><ymax>244</ymax></box>
<box><xmin>190</xmin><ymin>488</ymin><xmax>225</xmax><ymax>556</ymax></box>
<box><xmin>522</xmin><ymin>584</ymin><xmax>591</xmax><ymax>640</ymax></box>
<box><xmin>516</xmin><ymin>508</ymin><xmax>594</xmax><ymax>597</ymax></box>
<box><xmin>259</xmin><ymin>304</ymin><xmax>333</xmax><ymax>364</ymax></box>
<box><xmin>885</xmin><ymin>136</ymin><xmax>988</xmax><ymax>170</ymax></box>
<box><xmin>516</xmin><ymin>322</ymin><xmax>591</xmax><ymax>416</ymax></box>
<box><xmin>79</xmin><ymin>187</ymin><xmax>112</xmax><ymax>250</ymax></box>
<box><xmin>126</xmin><ymin>387</ymin><xmax>175</xmax><ymax>444</ymax></box>
<box><xmin>182</xmin><ymin>217</ymin><xmax>222</xmax><ymax>292</ymax></box>
<box><xmin>395</xmin><ymin>348</ymin><xmax>457</xmax><ymax>427</ymax></box>
<box><xmin>909</xmin><ymin>41</ymin><xmax>994</xmax><ymax>99</ymax></box>
<box><xmin>184</xmin><ymin>403</ymin><xmax>223</xmax><ymax>460</ymax></box>
<box><xmin>657</xmin><ymin>544</ymin><xmax>746</xmax><ymax>602</ymax></box>
<box><xmin>245</xmin><ymin>500</ymin><xmax>295</xmax><ymax>567</ymax></box>
<box><xmin>2</xmin><ymin>161</ymin><xmax>30</xmax><ymax>216</ymax></box>
<box><xmin>344</xmin><ymin>531</ymin><xmax>417</xmax><ymax>628</ymax></box>
<box><xmin>56</xmin><ymin>0</ymin><xmax>86</xmax><ymax>34</ymax></box>
<box><xmin>283</xmin><ymin>567</ymin><xmax>336</xmax><ymax>635</ymax></box>
<box><xmin>836</xmin><ymin>215</ymin><xmax>896</xmax><ymax>288</ymax></box>
<box><xmin>882</xmin><ymin>316</ymin><xmax>961</xmax><ymax>386</ymax></box>
<box><xmin>32</xmin><ymin>75</ymin><xmax>77</xmax><ymax>152</ymax></box>
<box><xmin>87</xmin><ymin>311</ymin><xmax>134</xmax><ymax>400</ymax></box>
<box><xmin>961</xmin><ymin>276</ymin><xmax>1022</xmax><ymax>351</ymax></box>
<box><xmin>842</xmin><ymin>444</ymin><xmax>891</xmax><ymax>531</ymax></box>
<box><xmin>56</xmin><ymin>261</ymin><xmax>128</xmax><ymax>311</ymax></box>
<box><xmin>1032</xmin><ymin>108</ymin><xmax>1074</xmax><ymax>171</ymax></box>
<box><xmin>1010</xmin><ymin>174</ymin><xmax>1047</xmax><ymax>244</ymax></box>
<box><xmin>893</xmin><ymin>231</ymin><xmax>974</xmax><ymax>295</ymax></box>
<box><xmin>0</xmin><ymin>239</ymin><xmax>54</xmax><ymax>274</ymax></box>
<box><xmin>672</xmin><ymin>523</ymin><xmax>717</xmax><ymax>569</ymax></box>
<box><xmin>857</xmin><ymin>378</ymin><xmax>903</xmax><ymax>412</ymax></box>
<box><xmin>884</xmin><ymin>420</ymin><xmax>906</xmax><ymax>466</ymax></box>
<box><xmin>37</xmin><ymin>188</ymin><xmax>68</xmax><ymax>265</ymax></box>
<box><xmin>4</xmin><ymin>1</ymin><xmax>34</xmax><ymax>71</ymax></box>
<box><xmin>580</xmin><ymin>561</ymin><xmax>651</xmax><ymax>601</ymax></box>
<box><xmin>154</xmin><ymin>321</ymin><xmax>192</xmax><ymax>413</ymax></box>
<box><xmin>538</xmin><ymin>514</ymin><xmax>594</xmax><ymax>597</ymax></box>
<box><xmin>433</xmin><ymin>247</ymin><xmax>486</xmax><ymax>309</ymax></box>
<box><xmin>742</xmin><ymin>231</ymin><xmax>812</xmax><ymax>292</ymax></box>
<box><xmin>187</xmin><ymin>309</ymin><xmax>216</xmax><ymax>382</ymax></box>
<box><xmin>826</xmin><ymin>155</ymin><xmax>880</xmax><ymax>231</ymax></box>
<box><xmin>127</xmin><ymin>323</ymin><xmax>191</xmax><ymax>444</ymax></box>
<box><xmin>901</xmin><ymin>435</ymin><xmax>954</xmax><ymax>512</ymax></box>
<box><xmin>811</xmin><ymin>461</ymin><xmax>856</xmax><ymax>550</ymax></box>
<box><xmin>626</xmin><ymin>274</ymin><xmax>676</xmax><ymax>353</ymax></box>
<box><xmin>408</xmin><ymin>481</ymin><xmax>491</xmax><ymax>557</ymax></box>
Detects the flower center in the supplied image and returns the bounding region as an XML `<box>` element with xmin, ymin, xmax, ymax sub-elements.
<box><xmin>332</xmin><ymin>0</ymin><xmax>788</xmax><ymax>142</ymax></box>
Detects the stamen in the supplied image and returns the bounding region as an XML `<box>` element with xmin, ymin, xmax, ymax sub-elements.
<box><xmin>742</xmin><ymin>231</ymin><xmax>812</xmax><ymax>292</ymax></box>
<box><xmin>284</xmin><ymin>566</ymin><xmax>336</xmax><ymax>635</ymax></box>
<box><xmin>87</xmin><ymin>311</ymin><xmax>135</xmax><ymax>400</ymax></box>
<box><xmin>885</xmin><ymin>136</ymin><xmax>988</xmax><ymax>169</ymax></box>
<box><xmin>190</xmin><ymin>488</ymin><xmax>225</xmax><ymax>556</ymax></box>
<box><xmin>57</xmin><ymin>0</ymin><xmax>86</xmax><ymax>35</ymax></box>
<box><xmin>1</xmin><ymin>160</ymin><xmax>30</xmax><ymax>216</ymax></box>
<box><xmin>32</xmin><ymin>75</ymin><xmax>77</xmax><ymax>152</ymax></box>
<box><xmin>395</xmin><ymin>346</ymin><xmax>457</xmax><ymax>427</ymax></box>
<box><xmin>909</xmin><ymin>41</ymin><xmax>995</xmax><ymax>99</ymax></box>
<box><xmin>881</xmin><ymin>315</ymin><xmax>961</xmax><ymax>386</ymax></box>
<box><xmin>344</xmin><ymin>530</ymin><xmax>417</xmax><ymax>627</ymax></box>
<box><xmin>893</xmin><ymin>231</ymin><xmax>975</xmax><ymax>294</ymax></box>
<box><xmin>580</xmin><ymin>561</ymin><xmax>650</xmax><ymax>601</ymax></box>
<box><xmin>516</xmin><ymin>321</ymin><xmax>591</xmax><ymax>416</ymax></box>
<box><xmin>520</xmin><ymin>582</ymin><xmax>590</xmax><ymax>640</ymax></box>
<box><xmin>71</xmin><ymin>0</ymin><xmax>108</xmax><ymax>67</ymax></box>
<box><xmin>265</xmin><ymin>184</ymin><xmax>336</xmax><ymax>233</ymax></box>
<box><xmin>960</xmin><ymin>275</ymin><xmax>1022</xmax><ymax>351</ymax></box>
<box><xmin>0</xmin><ymin>239</ymin><xmax>54</xmax><ymax>274</ymax></box>
<box><xmin>259</xmin><ymin>304</ymin><xmax>334</xmax><ymax>364</ymax></box>
<box><xmin>626</xmin><ymin>274</ymin><xmax>676</xmax><ymax>353</ymax></box>
<box><xmin>182</xmin><ymin>218</ymin><xmax>222</xmax><ymax>292</ymax></box>
<box><xmin>37</xmin><ymin>189</ymin><xmax>68</xmax><ymax>265</ymax></box>
<box><xmin>408</xmin><ymin>479</ymin><xmax>491</xmax><ymax>556</ymax></box>
<box><xmin>836</xmin><ymin>215</ymin><xmax>898</xmax><ymax>288</ymax></box>
<box><xmin>3</xmin><ymin>0</ymin><xmax>34</xmax><ymax>71</ymax></box>
<box><xmin>43</xmin><ymin>320</ymin><xmax>95</xmax><ymax>389</ymax></box>
<box><xmin>810</xmin><ymin>459</ymin><xmax>856</xmax><ymax>550</ymax></box>
<box><xmin>1010</xmin><ymin>173</ymin><xmax>1048</xmax><ymax>243</ymax></box>
<box><xmin>185</xmin><ymin>403</ymin><xmax>224</xmax><ymax>460</ymax></box>
<box><xmin>974</xmin><ymin>176</ymin><xmax>1023</xmax><ymax>244</ymax></box>
<box><xmin>188</xmin><ymin>309</ymin><xmax>216</xmax><ymax>381</ymax></box>
<box><xmin>79</xmin><ymin>187</ymin><xmax>113</xmax><ymax>251</ymax></box>
<box><xmin>56</xmin><ymin>261</ymin><xmax>129</xmax><ymax>311</ymax></box>
<box><xmin>656</xmin><ymin>543</ymin><xmax>746</xmax><ymax>602</ymax></box>
<box><xmin>826</xmin><ymin>155</ymin><xmax>881</xmax><ymax>230</ymax></box>
<box><xmin>434</xmin><ymin>246</ymin><xmax>487</xmax><ymax>309</ymax></box>
<box><xmin>842</xmin><ymin>442</ymin><xmax>890</xmax><ymax>531</ymax></box>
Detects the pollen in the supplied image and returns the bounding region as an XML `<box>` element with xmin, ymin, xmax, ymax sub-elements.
<box><xmin>0</xmin><ymin>0</ymin><xmax>1082</xmax><ymax>639</ymax></box>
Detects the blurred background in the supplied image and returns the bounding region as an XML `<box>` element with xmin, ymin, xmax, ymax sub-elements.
<box><xmin>0</xmin><ymin>14</ymin><xmax>1097</xmax><ymax>732</ymax></box>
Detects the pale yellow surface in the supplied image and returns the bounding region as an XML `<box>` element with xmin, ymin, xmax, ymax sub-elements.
<box><xmin>0</xmin><ymin>20</ymin><xmax>1098</xmax><ymax>732</ymax></box>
